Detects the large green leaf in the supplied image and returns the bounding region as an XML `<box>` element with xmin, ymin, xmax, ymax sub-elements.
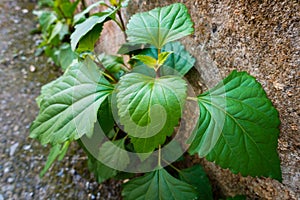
<box><xmin>70</xmin><ymin>8</ymin><xmax>117</xmax><ymax>51</ymax></box>
<box><xmin>179</xmin><ymin>165</ymin><xmax>213</xmax><ymax>200</ymax></box>
<box><xmin>189</xmin><ymin>70</ymin><xmax>281</xmax><ymax>180</ymax></box>
<box><xmin>122</xmin><ymin>168</ymin><xmax>198</xmax><ymax>200</ymax></box>
<box><xmin>126</xmin><ymin>3</ymin><xmax>194</xmax><ymax>49</ymax></box>
<box><xmin>138</xmin><ymin>41</ymin><xmax>195</xmax><ymax>76</ymax></box>
<box><xmin>116</xmin><ymin>73</ymin><xmax>187</xmax><ymax>153</ymax></box>
<box><xmin>30</xmin><ymin>57</ymin><xmax>114</xmax><ymax>145</ymax></box>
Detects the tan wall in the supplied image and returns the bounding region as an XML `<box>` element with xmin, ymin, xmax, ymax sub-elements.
<box><xmin>88</xmin><ymin>0</ymin><xmax>299</xmax><ymax>199</ymax></box>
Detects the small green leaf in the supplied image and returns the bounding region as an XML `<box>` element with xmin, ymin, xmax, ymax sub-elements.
<box><xmin>122</xmin><ymin>168</ymin><xmax>198</xmax><ymax>200</ymax></box>
<box><xmin>71</xmin><ymin>8</ymin><xmax>117</xmax><ymax>51</ymax></box>
<box><xmin>73</xmin><ymin>1</ymin><xmax>105</xmax><ymax>25</ymax></box>
<box><xmin>139</xmin><ymin>41</ymin><xmax>195</xmax><ymax>76</ymax></box>
<box><xmin>34</xmin><ymin>11</ymin><xmax>57</xmax><ymax>33</ymax></box>
<box><xmin>58</xmin><ymin>43</ymin><xmax>78</xmax><ymax>70</ymax></box>
<box><xmin>87</xmin><ymin>153</ymin><xmax>118</xmax><ymax>183</ymax></box>
<box><xmin>109</xmin><ymin>0</ymin><xmax>118</xmax><ymax>6</ymax></box>
<box><xmin>98</xmin><ymin>53</ymin><xmax>126</xmax><ymax>79</ymax></box>
<box><xmin>40</xmin><ymin>144</ymin><xmax>61</xmax><ymax>177</ymax></box>
<box><xmin>60</xmin><ymin>0</ymin><xmax>80</xmax><ymax>18</ymax></box>
<box><xmin>126</xmin><ymin>3</ymin><xmax>194</xmax><ymax>48</ymax></box>
<box><xmin>48</xmin><ymin>21</ymin><xmax>63</xmax><ymax>43</ymax></box>
<box><xmin>98</xmin><ymin>139</ymin><xmax>130</xmax><ymax>171</ymax></box>
<box><xmin>116</xmin><ymin>73</ymin><xmax>187</xmax><ymax>153</ymax></box>
<box><xmin>40</xmin><ymin>140</ymin><xmax>70</xmax><ymax>177</ymax></box>
<box><xmin>179</xmin><ymin>165</ymin><xmax>213</xmax><ymax>200</ymax></box>
<box><xmin>76</xmin><ymin>23</ymin><xmax>103</xmax><ymax>52</ymax></box>
<box><xmin>157</xmin><ymin>52</ymin><xmax>172</xmax><ymax>66</ymax></box>
<box><xmin>30</xmin><ymin>57</ymin><xmax>114</xmax><ymax>145</ymax></box>
<box><xmin>189</xmin><ymin>70</ymin><xmax>282</xmax><ymax>181</ymax></box>
<box><xmin>132</xmin><ymin>55</ymin><xmax>157</xmax><ymax>69</ymax></box>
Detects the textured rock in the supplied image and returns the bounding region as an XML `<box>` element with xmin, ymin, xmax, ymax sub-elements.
<box><xmin>92</xmin><ymin>0</ymin><xmax>299</xmax><ymax>199</ymax></box>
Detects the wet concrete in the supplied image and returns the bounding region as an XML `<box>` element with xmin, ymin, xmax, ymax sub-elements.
<box><xmin>0</xmin><ymin>0</ymin><xmax>121</xmax><ymax>199</ymax></box>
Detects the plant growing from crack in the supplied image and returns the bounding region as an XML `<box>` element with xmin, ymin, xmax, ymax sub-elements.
<box><xmin>31</xmin><ymin>1</ymin><xmax>281</xmax><ymax>199</ymax></box>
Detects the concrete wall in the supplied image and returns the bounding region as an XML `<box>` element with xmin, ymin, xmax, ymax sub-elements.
<box><xmin>89</xmin><ymin>0</ymin><xmax>299</xmax><ymax>199</ymax></box>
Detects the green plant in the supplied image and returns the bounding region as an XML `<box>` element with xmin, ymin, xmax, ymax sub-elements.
<box><xmin>33</xmin><ymin>0</ymin><xmax>81</xmax><ymax>69</ymax></box>
<box><xmin>30</xmin><ymin>2</ymin><xmax>281</xmax><ymax>199</ymax></box>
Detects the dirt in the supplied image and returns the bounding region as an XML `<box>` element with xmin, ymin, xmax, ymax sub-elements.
<box><xmin>0</xmin><ymin>0</ymin><xmax>121</xmax><ymax>199</ymax></box>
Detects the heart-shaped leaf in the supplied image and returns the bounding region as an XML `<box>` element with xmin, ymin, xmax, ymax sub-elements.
<box><xmin>126</xmin><ymin>3</ymin><xmax>194</xmax><ymax>49</ymax></box>
<box><xmin>122</xmin><ymin>168</ymin><xmax>198</xmax><ymax>200</ymax></box>
<box><xmin>116</xmin><ymin>73</ymin><xmax>187</xmax><ymax>152</ymax></box>
<box><xmin>189</xmin><ymin>70</ymin><xmax>282</xmax><ymax>181</ymax></box>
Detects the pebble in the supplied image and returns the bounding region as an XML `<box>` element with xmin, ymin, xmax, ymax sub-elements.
<box><xmin>9</xmin><ymin>142</ymin><xmax>19</xmax><ymax>157</ymax></box>
<box><xmin>0</xmin><ymin>194</ymin><xmax>3</xmax><ymax>200</ymax></box>
<box><xmin>23</xmin><ymin>145</ymin><xmax>31</xmax><ymax>150</ymax></box>
<box><xmin>4</xmin><ymin>168</ymin><xmax>10</xmax><ymax>174</ymax></box>
<box><xmin>7</xmin><ymin>177</ymin><xmax>14</xmax><ymax>183</ymax></box>
<box><xmin>13</xmin><ymin>125</ymin><xmax>19</xmax><ymax>132</ymax></box>
<box><xmin>29</xmin><ymin>65</ymin><xmax>36</xmax><ymax>72</ymax></box>
<box><xmin>22</xmin><ymin>9</ymin><xmax>28</xmax><ymax>14</ymax></box>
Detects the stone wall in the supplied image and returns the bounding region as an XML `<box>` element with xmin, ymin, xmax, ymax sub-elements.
<box><xmin>88</xmin><ymin>0</ymin><xmax>299</xmax><ymax>199</ymax></box>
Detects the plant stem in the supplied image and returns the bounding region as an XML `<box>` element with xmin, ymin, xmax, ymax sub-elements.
<box><xmin>158</xmin><ymin>145</ymin><xmax>162</xmax><ymax>167</ymax></box>
<box><xmin>155</xmin><ymin>48</ymin><xmax>161</xmax><ymax>78</ymax></box>
<box><xmin>81</xmin><ymin>0</ymin><xmax>87</xmax><ymax>10</ymax></box>
<box><xmin>187</xmin><ymin>96</ymin><xmax>198</xmax><ymax>101</ymax></box>
<box><xmin>117</xmin><ymin>9</ymin><xmax>126</xmax><ymax>32</ymax></box>
<box><xmin>112</xmin><ymin>129</ymin><xmax>119</xmax><ymax>141</ymax></box>
<box><xmin>95</xmin><ymin>54</ymin><xmax>118</xmax><ymax>83</ymax></box>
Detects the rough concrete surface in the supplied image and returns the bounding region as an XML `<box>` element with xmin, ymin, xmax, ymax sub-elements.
<box><xmin>93</xmin><ymin>0</ymin><xmax>299</xmax><ymax>199</ymax></box>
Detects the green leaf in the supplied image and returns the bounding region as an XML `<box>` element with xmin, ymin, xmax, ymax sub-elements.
<box><xmin>73</xmin><ymin>1</ymin><xmax>105</xmax><ymax>25</ymax></box>
<box><xmin>48</xmin><ymin>21</ymin><xmax>63</xmax><ymax>43</ymax></box>
<box><xmin>179</xmin><ymin>165</ymin><xmax>213</xmax><ymax>200</ymax></box>
<box><xmin>30</xmin><ymin>57</ymin><xmax>114</xmax><ymax>145</ymax></box>
<box><xmin>98</xmin><ymin>139</ymin><xmax>130</xmax><ymax>171</ymax></box>
<box><xmin>76</xmin><ymin>23</ymin><xmax>103</xmax><ymax>52</ymax></box>
<box><xmin>116</xmin><ymin>73</ymin><xmax>187</xmax><ymax>153</ymax></box>
<box><xmin>60</xmin><ymin>0</ymin><xmax>80</xmax><ymax>18</ymax></box>
<box><xmin>122</xmin><ymin>168</ymin><xmax>198</xmax><ymax>200</ymax></box>
<box><xmin>58</xmin><ymin>43</ymin><xmax>78</xmax><ymax>70</ymax></box>
<box><xmin>189</xmin><ymin>70</ymin><xmax>282</xmax><ymax>180</ymax></box>
<box><xmin>126</xmin><ymin>3</ymin><xmax>194</xmax><ymax>49</ymax></box>
<box><xmin>98</xmin><ymin>53</ymin><xmax>126</xmax><ymax>79</ymax></box>
<box><xmin>157</xmin><ymin>52</ymin><xmax>172</xmax><ymax>66</ymax></box>
<box><xmin>40</xmin><ymin>140</ymin><xmax>70</xmax><ymax>177</ymax></box>
<box><xmin>71</xmin><ymin>8</ymin><xmax>117</xmax><ymax>51</ymax></box>
<box><xmin>117</xmin><ymin>42</ymin><xmax>149</xmax><ymax>55</ymax></box>
<box><xmin>87</xmin><ymin>153</ymin><xmax>118</xmax><ymax>183</ymax></box>
<box><xmin>34</xmin><ymin>10</ymin><xmax>57</xmax><ymax>33</ymax></box>
<box><xmin>139</xmin><ymin>41</ymin><xmax>195</xmax><ymax>76</ymax></box>
<box><xmin>132</xmin><ymin>55</ymin><xmax>157</xmax><ymax>69</ymax></box>
<box><xmin>97</xmin><ymin>95</ymin><xmax>114</xmax><ymax>134</ymax></box>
